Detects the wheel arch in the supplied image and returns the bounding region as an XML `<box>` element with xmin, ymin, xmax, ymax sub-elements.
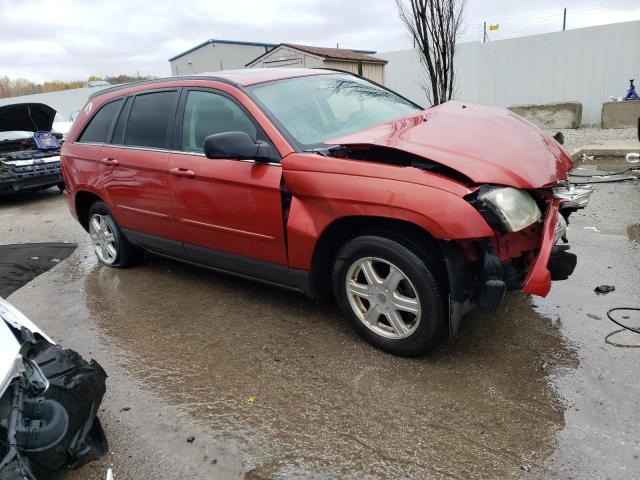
<box><xmin>75</xmin><ymin>190</ymin><xmax>104</xmax><ymax>231</ymax></box>
<box><xmin>305</xmin><ymin>215</ymin><xmax>477</xmax><ymax>336</ymax></box>
<box><xmin>307</xmin><ymin>216</ymin><xmax>447</xmax><ymax>298</ymax></box>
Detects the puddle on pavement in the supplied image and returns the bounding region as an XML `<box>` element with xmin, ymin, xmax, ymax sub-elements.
<box><xmin>83</xmin><ymin>257</ymin><xmax>577</xmax><ymax>479</ymax></box>
<box><xmin>0</xmin><ymin>242</ymin><xmax>77</xmax><ymax>297</ymax></box>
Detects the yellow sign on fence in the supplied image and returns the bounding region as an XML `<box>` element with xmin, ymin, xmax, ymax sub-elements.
<box><xmin>489</xmin><ymin>24</ymin><xmax>500</xmax><ymax>31</ymax></box>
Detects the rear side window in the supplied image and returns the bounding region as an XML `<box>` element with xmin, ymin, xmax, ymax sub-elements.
<box><xmin>77</xmin><ymin>99</ymin><xmax>123</xmax><ymax>143</ymax></box>
<box><xmin>124</xmin><ymin>91</ymin><xmax>176</xmax><ymax>149</ymax></box>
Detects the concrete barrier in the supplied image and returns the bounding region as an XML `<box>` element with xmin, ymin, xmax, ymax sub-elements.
<box><xmin>508</xmin><ymin>102</ymin><xmax>583</xmax><ymax>129</ymax></box>
<box><xmin>601</xmin><ymin>100</ymin><xmax>640</xmax><ymax>128</ymax></box>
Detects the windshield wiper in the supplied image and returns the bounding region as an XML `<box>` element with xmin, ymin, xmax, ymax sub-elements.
<box><xmin>304</xmin><ymin>145</ymin><xmax>348</xmax><ymax>157</ymax></box>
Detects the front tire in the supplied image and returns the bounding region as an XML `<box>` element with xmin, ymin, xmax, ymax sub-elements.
<box><xmin>332</xmin><ymin>235</ymin><xmax>447</xmax><ymax>356</ymax></box>
<box><xmin>87</xmin><ymin>201</ymin><xmax>136</xmax><ymax>268</ymax></box>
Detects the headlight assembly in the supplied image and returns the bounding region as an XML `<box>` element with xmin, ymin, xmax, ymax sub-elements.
<box><xmin>478</xmin><ymin>187</ymin><xmax>542</xmax><ymax>233</ymax></box>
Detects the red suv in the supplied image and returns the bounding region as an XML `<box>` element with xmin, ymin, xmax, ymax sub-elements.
<box><xmin>61</xmin><ymin>68</ymin><xmax>591</xmax><ymax>356</ymax></box>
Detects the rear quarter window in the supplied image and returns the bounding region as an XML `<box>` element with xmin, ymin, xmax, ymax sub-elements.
<box><xmin>77</xmin><ymin>99</ymin><xmax>123</xmax><ymax>143</ymax></box>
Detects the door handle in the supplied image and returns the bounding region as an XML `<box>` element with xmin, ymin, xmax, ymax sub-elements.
<box><xmin>100</xmin><ymin>157</ymin><xmax>119</xmax><ymax>166</ymax></box>
<box><xmin>169</xmin><ymin>167</ymin><xmax>195</xmax><ymax>178</ymax></box>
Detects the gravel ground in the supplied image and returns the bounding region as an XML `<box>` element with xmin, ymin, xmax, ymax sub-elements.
<box><xmin>546</xmin><ymin>126</ymin><xmax>638</xmax><ymax>152</ymax></box>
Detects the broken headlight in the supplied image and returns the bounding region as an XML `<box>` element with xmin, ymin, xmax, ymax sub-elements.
<box><xmin>478</xmin><ymin>187</ymin><xmax>542</xmax><ymax>233</ymax></box>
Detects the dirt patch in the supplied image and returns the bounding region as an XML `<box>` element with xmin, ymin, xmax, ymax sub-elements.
<box><xmin>0</xmin><ymin>243</ymin><xmax>76</xmax><ymax>296</ymax></box>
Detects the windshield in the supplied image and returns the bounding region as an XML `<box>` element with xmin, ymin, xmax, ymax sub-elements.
<box><xmin>248</xmin><ymin>74</ymin><xmax>421</xmax><ymax>149</ymax></box>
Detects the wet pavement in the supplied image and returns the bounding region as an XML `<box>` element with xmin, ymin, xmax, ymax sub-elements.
<box><xmin>0</xmin><ymin>162</ymin><xmax>638</xmax><ymax>479</ymax></box>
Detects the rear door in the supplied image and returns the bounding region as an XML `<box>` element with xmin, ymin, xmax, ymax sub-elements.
<box><xmin>99</xmin><ymin>89</ymin><xmax>182</xmax><ymax>256</ymax></box>
<box><xmin>167</xmin><ymin>88</ymin><xmax>288</xmax><ymax>267</ymax></box>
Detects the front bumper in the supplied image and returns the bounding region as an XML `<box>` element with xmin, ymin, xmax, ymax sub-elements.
<box><xmin>522</xmin><ymin>199</ymin><xmax>561</xmax><ymax>296</ymax></box>
<box><xmin>522</xmin><ymin>181</ymin><xmax>593</xmax><ymax>297</ymax></box>
<box><xmin>0</xmin><ymin>156</ymin><xmax>62</xmax><ymax>194</ymax></box>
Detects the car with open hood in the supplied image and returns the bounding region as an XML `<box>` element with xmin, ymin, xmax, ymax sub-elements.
<box><xmin>0</xmin><ymin>103</ymin><xmax>64</xmax><ymax>195</ymax></box>
<box><xmin>60</xmin><ymin>68</ymin><xmax>592</xmax><ymax>356</ymax></box>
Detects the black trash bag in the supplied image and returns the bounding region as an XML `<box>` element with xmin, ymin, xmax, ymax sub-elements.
<box><xmin>0</xmin><ymin>343</ymin><xmax>108</xmax><ymax>479</ymax></box>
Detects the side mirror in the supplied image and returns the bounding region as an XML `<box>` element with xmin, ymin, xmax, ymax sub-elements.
<box><xmin>203</xmin><ymin>132</ymin><xmax>279</xmax><ymax>163</ymax></box>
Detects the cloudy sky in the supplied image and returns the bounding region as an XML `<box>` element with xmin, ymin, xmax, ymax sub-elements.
<box><xmin>1</xmin><ymin>0</ymin><xmax>639</xmax><ymax>83</ymax></box>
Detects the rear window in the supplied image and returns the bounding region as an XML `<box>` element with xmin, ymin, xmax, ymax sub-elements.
<box><xmin>124</xmin><ymin>91</ymin><xmax>176</xmax><ymax>149</ymax></box>
<box><xmin>77</xmin><ymin>99</ymin><xmax>123</xmax><ymax>143</ymax></box>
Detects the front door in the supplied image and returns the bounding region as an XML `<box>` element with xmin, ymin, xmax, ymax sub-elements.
<box><xmin>168</xmin><ymin>89</ymin><xmax>287</xmax><ymax>267</ymax></box>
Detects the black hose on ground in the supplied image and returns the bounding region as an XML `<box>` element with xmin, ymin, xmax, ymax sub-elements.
<box><xmin>607</xmin><ymin>307</ymin><xmax>640</xmax><ymax>334</ymax></box>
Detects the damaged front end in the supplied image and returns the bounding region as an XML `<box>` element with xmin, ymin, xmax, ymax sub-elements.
<box><xmin>0</xmin><ymin>298</ymin><xmax>107</xmax><ymax>480</ymax></box>
<box><xmin>445</xmin><ymin>182</ymin><xmax>592</xmax><ymax>333</ymax></box>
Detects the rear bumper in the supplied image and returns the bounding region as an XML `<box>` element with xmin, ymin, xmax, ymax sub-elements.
<box><xmin>62</xmin><ymin>187</ymin><xmax>76</xmax><ymax>218</ymax></box>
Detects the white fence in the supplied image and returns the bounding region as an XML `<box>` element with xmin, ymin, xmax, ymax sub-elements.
<box><xmin>379</xmin><ymin>20</ymin><xmax>640</xmax><ymax>125</ymax></box>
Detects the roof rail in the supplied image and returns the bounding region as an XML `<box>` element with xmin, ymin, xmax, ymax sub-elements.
<box><xmin>88</xmin><ymin>75</ymin><xmax>241</xmax><ymax>100</ymax></box>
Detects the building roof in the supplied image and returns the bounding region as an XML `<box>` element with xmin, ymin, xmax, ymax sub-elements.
<box><xmin>169</xmin><ymin>39</ymin><xmax>278</xmax><ymax>62</ymax></box>
<box><xmin>246</xmin><ymin>43</ymin><xmax>387</xmax><ymax>67</ymax></box>
<box><xmin>284</xmin><ymin>44</ymin><xmax>386</xmax><ymax>63</ymax></box>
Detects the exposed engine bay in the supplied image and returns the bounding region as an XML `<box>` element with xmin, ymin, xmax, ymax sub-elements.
<box><xmin>0</xmin><ymin>104</ymin><xmax>65</xmax><ymax>195</ymax></box>
<box><xmin>0</xmin><ymin>298</ymin><xmax>107</xmax><ymax>480</ymax></box>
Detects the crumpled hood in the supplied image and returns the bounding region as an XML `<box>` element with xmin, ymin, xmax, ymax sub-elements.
<box><xmin>329</xmin><ymin>101</ymin><xmax>574</xmax><ymax>188</ymax></box>
<box><xmin>0</xmin><ymin>103</ymin><xmax>56</xmax><ymax>133</ymax></box>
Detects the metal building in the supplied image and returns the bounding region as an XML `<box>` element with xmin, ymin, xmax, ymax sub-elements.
<box><xmin>246</xmin><ymin>44</ymin><xmax>387</xmax><ymax>84</ymax></box>
<box><xmin>169</xmin><ymin>39</ymin><xmax>277</xmax><ymax>75</ymax></box>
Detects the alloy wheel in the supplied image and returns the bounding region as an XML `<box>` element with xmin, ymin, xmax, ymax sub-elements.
<box><xmin>345</xmin><ymin>257</ymin><xmax>422</xmax><ymax>339</ymax></box>
<box><xmin>89</xmin><ymin>214</ymin><xmax>118</xmax><ymax>265</ymax></box>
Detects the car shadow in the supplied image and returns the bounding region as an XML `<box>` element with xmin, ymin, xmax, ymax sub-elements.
<box><xmin>0</xmin><ymin>187</ymin><xmax>62</xmax><ymax>207</ymax></box>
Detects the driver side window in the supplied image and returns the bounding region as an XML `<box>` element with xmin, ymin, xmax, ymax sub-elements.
<box><xmin>181</xmin><ymin>91</ymin><xmax>259</xmax><ymax>153</ymax></box>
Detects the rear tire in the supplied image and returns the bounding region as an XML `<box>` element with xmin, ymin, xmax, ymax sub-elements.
<box><xmin>87</xmin><ymin>201</ymin><xmax>136</xmax><ymax>268</ymax></box>
<box><xmin>332</xmin><ymin>235</ymin><xmax>447</xmax><ymax>356</ymax></box>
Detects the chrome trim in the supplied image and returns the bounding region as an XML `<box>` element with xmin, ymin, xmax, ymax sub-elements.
<box><xmin>168</xmin><ymin>150</ymin><xmax>281</xmax><ymax>166</ymax></box>
<box><xmin>170</xmin><ymin>150</ymin><xmax>205</xmax><ymax>157</ymax></box>
<box><xmin>74</xmin><ymin>141</ymin><xmax>171</xmax><ymax>153</ymax></box>
<box><xmin>104</xmin><ymin>144</ymin><xmax>171</xmax><ymax>154</ymax></box>
<box><xmin>176</xmin><ymin>217</ymin><xmax>276</xmax><ymax>241</ymax></box>
<box><xmin>117</xmin><ymin>204</ymin><xmax>171</xmax><ymax>219</ymax></box>
<box><xmin>553</xmin><ymin>184</ymin><xmax>593</xmax><ymax>209</ymax></box>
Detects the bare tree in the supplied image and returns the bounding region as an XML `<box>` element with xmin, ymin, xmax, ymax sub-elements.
<box><xmin>396</xmin><ymin>0</ymin><xmax>466</xmax><ymax>105</ymax></box>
